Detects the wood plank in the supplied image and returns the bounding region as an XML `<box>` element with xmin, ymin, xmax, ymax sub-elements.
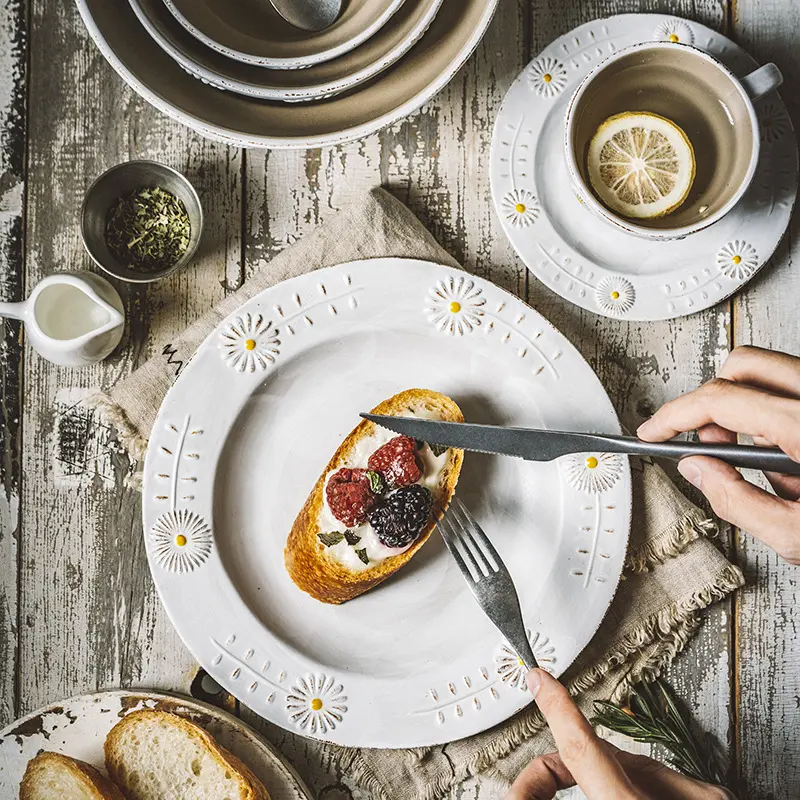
<box><xmin>17</xmin><ymin>0</ymin><xmax>240</xmax><ymax>715</ymax></box>
<box><xmin>524</xmin><ymin>0</ymin><xmax>735</xmax><ymax>788</ymax></box>
<box><xmin>731</xmin><ymin>1</ymin><xmax>800</xmax><ymax>796</ymax></box>
<box><xmin>0</xmin><ymin>0</ymin><xmax>26</xmax><ymax>728</ymax></box>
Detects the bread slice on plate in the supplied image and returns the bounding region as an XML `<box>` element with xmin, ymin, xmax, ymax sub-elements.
<box><xmin>285</xmin><ymin>388</ymin><xmax>464</xmax><ymax>604</ymax></box>
<box><xmin>104</xmin><ymin>710</ymin><xmax>270</xmax><ymax>800</ymax></box>
<box><xmin>20</xmin><ymin>751</ymin><xmax>125</xmax><ymax>800</ymax></box>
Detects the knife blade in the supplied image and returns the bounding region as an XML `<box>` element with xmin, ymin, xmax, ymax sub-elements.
<box><xmin>359</xmin><ymin>414</ymin><xmax>800</xmax><ymax>475</ymax></box>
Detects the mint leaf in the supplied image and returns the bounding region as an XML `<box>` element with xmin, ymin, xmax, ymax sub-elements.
<box><xmin>355</xmin><ymin>548</ymin><xmax>370</xmax><ymax>565</ymax></box>
<box><xmin>344</xmin><ymin>531</ymin><xmax>361</xmax><ymax>546</ymax></box>
<box><xmin>317</xmin><ymin>532</ymin><xmax>345</xmax><ymax>547</ymax></box>
<box><xmin>365</xmin><ymin>469</ymin><xmax>385</xmax><ymax>495</ymax></box>
<box><xmin>428</xmin><ymin>442</ymin><xmax>448</xmax><ymax>457</ymax></box>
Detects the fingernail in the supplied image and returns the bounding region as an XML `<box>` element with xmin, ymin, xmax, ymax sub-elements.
<box><xmin>636</xmin><ymin>418</ymin><xmax>652</xmax><ymax>437</ymax></box>
<box><xmin>526</xmin><ymin>669</ymin><xmax>542</xmax><ymax>699</ymax></box>
<box><xmin>678</xmin><ymin>459</ymin><xmax>703</xmax><ymax>489</ymax></box>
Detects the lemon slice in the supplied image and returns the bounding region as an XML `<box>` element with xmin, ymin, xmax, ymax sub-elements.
<box><xmin>587</xmin><ymin>112</ymin><xmax>696</xmax><ymax>219</ymax></box>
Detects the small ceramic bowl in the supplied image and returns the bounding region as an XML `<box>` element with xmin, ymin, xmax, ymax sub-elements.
<box><xmin>81</xmin><ymin>160</ymin><xmax>203</xmax><ymax>283</ymax></box>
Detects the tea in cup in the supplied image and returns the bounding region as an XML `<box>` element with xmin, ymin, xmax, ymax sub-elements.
<box><xmin>564</xmin><ymin>42</ymin><xmax>783</xmax><ymax>240</ymax></box>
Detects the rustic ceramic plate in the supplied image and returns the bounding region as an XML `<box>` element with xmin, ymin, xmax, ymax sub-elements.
<box><xmin>163</xmin><ymin>0</ymin><xmax>405</xmax><ymax>70</ymax></box>
<box><xmin>0</xmin><ymin>690</ymin><xmax>311</xmax><ymax>798</ymax></box>
<box><xmin>141</xmin><ymin>258</ymin><xmax>631</xmax><ymax>748</ymax></box>
<box><xmin>130</xmin><ymin>0</ymin><xmax>443</xmax><ymax>102</ymax></box>
<box><xmin>490</xmin><ymin>14</ymin><xmax>798</xmax><ymax>321</ymax></box>
<box><xmin>75</xmin><ymin>0</ymin><xmax>498</xmax><ymax>148</ymax></box>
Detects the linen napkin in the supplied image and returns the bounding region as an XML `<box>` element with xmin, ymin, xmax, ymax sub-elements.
<box><xmin>93</xmin><ymin>188</ymin><xmax>744</xmax><ymax>800</ymax></box>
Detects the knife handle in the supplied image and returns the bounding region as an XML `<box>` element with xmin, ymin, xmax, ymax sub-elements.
<box><xmin>601</xmin><ymin>436</ymin><xmax>800</xmax><ymax>476</ymax></box>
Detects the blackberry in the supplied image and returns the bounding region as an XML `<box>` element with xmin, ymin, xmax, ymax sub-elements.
<box><xmin>367</xmin><ymin>484</ymin><xmax>433</xmax><ymax>548</ymax></box>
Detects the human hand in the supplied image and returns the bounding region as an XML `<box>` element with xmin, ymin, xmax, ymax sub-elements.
<box><xmin>636</xmin><ymin>346</ymin><xmax>800</xmax><ymax>565</ymax></box>
<box><xmin>507</xmin><ymin>669</ymin><xmax>733</xmax><ymax>800</ymax></box>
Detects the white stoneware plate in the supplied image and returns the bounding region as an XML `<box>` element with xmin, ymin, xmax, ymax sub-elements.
<box><xmin>76</xmin><ymin>0</ymin><xmax>498</xmax><ymax>149</ymax></box>
<box><xmin>490</xmin><ymin>14</ymin><xmax>798</xmax><ymax>320</ymax></box>
<box><xmin>129</xmin><ymin>0</ymin><xmax>443</xmax><ymax>103</ymax></box>
<box><xmin>141</xmin><ymin>258</ymin><xmax>631</xmax><ymax>748</ymax></box>
<box><xmin>0</xmin><ymin>690</ymin><xmax>311</xmax><ymax>799</ymax></box>
<box><xmin>162</xmin><ymin>0</ymin><xmax>405</xmax><ymax>70</ymax></box>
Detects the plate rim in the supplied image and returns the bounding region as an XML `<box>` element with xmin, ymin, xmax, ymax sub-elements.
<box><xmin>161</xmin><ymin>0</ymin><xmax>406</xmax><ymax>70</ymax></box>
<box><xmin>129</xmin><ymin>0</ymin><xmax>445</xmax><ymax>102</ymax></box>
<box><xmin>141</xmin><ymin>257</ymin><xmax>632</xmax><ymax>748</ymax></box>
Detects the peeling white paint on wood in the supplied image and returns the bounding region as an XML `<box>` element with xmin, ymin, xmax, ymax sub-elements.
<box><xmin>2</xmin><ymin>0</ymin><xmax>799</xmax><ymax>798</ymax></box>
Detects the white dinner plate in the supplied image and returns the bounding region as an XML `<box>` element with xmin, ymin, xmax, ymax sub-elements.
<box><xmin>490</xmin><ymin>14</ymin><xmax>798</xmax><ymax>320</ymax></box>
<box><xmin>142</xmin><ymin>258</ymin><xmax>631</xmax><ymax>748</ymax></box>
<box><xmin>162</xmin><ymin>0</ymin><xmax>405</xmax><ymax>70</ymax></box>
<box><xmin>130</xmin><ymin>0</ymin><xmax>444</xmax><ymax>103</ymax></box>
<box><xmin>0</xmin><ymin>690</ymin><xmax>311</xmax><ymax>799</ymax></box>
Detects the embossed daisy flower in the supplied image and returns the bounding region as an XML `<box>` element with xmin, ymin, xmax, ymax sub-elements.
<box><xmin>716</xmin><ymin>241</ymin><xmax>759</xmax><ymax>280</ymax></box>
<box><xmin>527</xmin><ymin>57</ymin><xmax>568</xmax><ymax>98</ymax></box>
<box><xmin>219</xmin><ymin>313</ymin><xmax>280</xmax><ymax>373</ymax></box>
<box><xmin>564</xmin><ymin>453</ymin><xmax>625</xmax><ymax>494</ymax></box>
<box><xmin>501</xmin><ymin>189</ymin><xmax>541</xmax><ymax>227</ymax></box>
<box><xmin>427</xmin><ymin>276</ymin><xmax>485</xmax><ymax>335</ymax></box>
<box><xmin>496</xmin><ymin>635</ymin><xmax>556</xmax><ymax>690</ymax></box>
<box><xmin>150</xmin><ymin>509</ymin><xmax>213</xmax><ymax>572</ymax></box>
<box><xmin>759</xmin><ymin>103</ymin><xmax>790</xmax><ymax>144</ymax></box>
<box><xmin>594</xmin><ymin>276</ymin><xmax>635</xmax><ymax>317</ymax></box>
<box><xmin>654</xmin><ymin>18</ymin><xmax>694</xmax><ymax>45</ymax></box>
<box><xmin>286</xmin><ymin>674</ymin><xmax>347</xmax><ymax>734</ymax></box>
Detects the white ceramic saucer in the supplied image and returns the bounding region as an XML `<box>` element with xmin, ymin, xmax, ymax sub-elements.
<box><xmin>490</xmin><ymin>14</ymin><xmax>798</xmax><ymax>321</ymax></box>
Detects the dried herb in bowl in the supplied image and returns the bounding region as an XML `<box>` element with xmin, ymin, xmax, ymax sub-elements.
<box><xmin>105</xmin><ymin>186</ymin><xmax>191</xmax><ymax>273</ymax></box>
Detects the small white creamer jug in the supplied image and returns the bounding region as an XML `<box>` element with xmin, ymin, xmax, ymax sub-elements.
<box><xmin>0</xmin><ymin>271</ymin><xmax>125</xmax><ymax>367</ymax></box>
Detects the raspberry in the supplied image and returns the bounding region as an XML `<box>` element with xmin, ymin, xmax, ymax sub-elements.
<box><xmin>367</xmin><ymin>435</ymin><xmax>423</xmax><ymax>489</ymax></box>
<box><xmin>325</xmin><ymin>468</ymin><xmax>384</xmax><ymax>528</ymax></box>
<box><xmin>367</xmin><ymin>484</ymin><xmax>432</xmax><ymax>548</ymax></box>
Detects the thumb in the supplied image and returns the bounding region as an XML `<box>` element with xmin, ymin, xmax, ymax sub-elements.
<box><xmin>677</xmin><ymin>455</ymin><xmax>800</xmax><ymax>563</ymax></box>
<box><xmin>527</xmin><ymin>670</ymin><xmax>642</xmax><ymax>800</ymax></box>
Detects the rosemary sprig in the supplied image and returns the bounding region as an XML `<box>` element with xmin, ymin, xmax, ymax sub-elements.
<box><xmin>591</xmin><ymin>679</ymin><xmax>727</xmax><ymax>787</ymax></box>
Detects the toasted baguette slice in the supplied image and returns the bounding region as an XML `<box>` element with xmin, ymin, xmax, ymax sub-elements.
<box><xmin>104</xmin><ymin>710</ymin><xmax>269</xmax><ymax>800</ymax></box>
<box><xmin>285</xmin><ymin>388</ymin><xmax>464</xmax><ymax>604</ymax></box>
<box><xmin>20</xmin><ymin>752</ymin><xmax>125</xmax><ymax>800</ymax></box>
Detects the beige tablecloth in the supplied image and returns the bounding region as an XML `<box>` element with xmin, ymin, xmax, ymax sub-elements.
<box><xmin>94</xmin><ymin>188</ymin><xmax>743</xmax><ymax>800</ymax></box>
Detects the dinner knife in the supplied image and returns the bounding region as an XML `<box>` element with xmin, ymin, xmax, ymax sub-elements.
<box><xmin>360</xmin><ymin>414</ymin><xmax>800</xmax><ymax>476</ymax></box>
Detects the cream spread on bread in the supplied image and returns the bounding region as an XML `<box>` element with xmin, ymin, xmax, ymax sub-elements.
<box><xmin>318</xmin><ymin>409</ymin><xmax>450</xmax><ymax>572</ymax></box>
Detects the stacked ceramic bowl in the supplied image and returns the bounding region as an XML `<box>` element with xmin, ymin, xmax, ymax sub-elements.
<box><xmin>76</xmin><ymin>0</ymin><xmax>499</xmax><ymax>148</ymax></box>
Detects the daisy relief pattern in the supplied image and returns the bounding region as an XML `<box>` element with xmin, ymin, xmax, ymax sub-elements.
<box><xmin>496</xmin><ymin>634</ymin><xmax>556</xmax><ymax>690</ymax></box>
<box><xmin>527</xmin><ymin>57</ymin><xmax>568</xmax><ymax>98</ymax></box>
<box><xmin>286</xmin><ymin>674</ymin><xmax>347</xmax><ymax>734</ymax></box>
<box><xmin>716</xmin><ymin>241</ymin><xmax>759</xmax><ymax>281</ymax></box>
<box><xmin>427</xmin><ymin>276</ymin><xmax>485</xmax><ymax>335</ymax></box>
<box><xmin>220</xmin><ymin>313</ymin><xmax>280</xmax><ymax>373</ymax></box>
<box><xmin>150</xmin><ymin>509</ymin><xmax>213</xmax><ymax>573</ymax></box>
<box><xmin>595</xmin><ymin>276</ymin><xmax>635</xmax><ymax>317</ymax></box>
<box><xmin>653</xmin><ymin>18</ymin><xmax>694</xmax><ymax>44</ymax></box>
<box><xmin>758</xmin><ymin>103</ymin><xmax>790</xmax><ymax>145</ymax></box>
<box><xmin>501</xmin><ymin>189</ymin><xmax>541</xmax><ymax>227</ymax></box>
<box><xmin>565</xmin><ymin>453</ymin><xmax>625</xmax><ymax>494</ymax></box>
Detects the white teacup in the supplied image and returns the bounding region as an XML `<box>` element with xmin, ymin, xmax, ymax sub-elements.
<box><xmin>564</xmin><ymin>42</ymin><xmax>783</xmax><ymax>240</ymax></box>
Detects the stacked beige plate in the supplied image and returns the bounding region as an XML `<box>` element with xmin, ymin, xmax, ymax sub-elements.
<box><xmin>76</xmin><ymin>0</ymin><xmax>499</xmax><ymax>147</ymax></box>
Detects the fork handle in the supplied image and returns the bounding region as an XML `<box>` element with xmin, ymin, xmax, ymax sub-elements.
<box><xmin>508</xmin><ymin>632</ymin><xmax>539</xmax><ymax>671</ymax></box>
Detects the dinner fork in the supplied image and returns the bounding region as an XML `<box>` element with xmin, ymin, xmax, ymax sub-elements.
<box><xmin>437</xmin><ymin>498</ymin><xmax>539</xmax><ymax>669</ymax></box>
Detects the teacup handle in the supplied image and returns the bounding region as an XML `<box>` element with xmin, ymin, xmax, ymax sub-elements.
<box><xmin>740</xmin><ymin>62</ymin><xmax>783</xmax><ymax>102</ymax></box>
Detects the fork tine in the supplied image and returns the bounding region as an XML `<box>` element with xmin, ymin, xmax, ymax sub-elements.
<box><xmin>443</xmin><ymin>504</ymin><xmax>492</xmax><ymax>578</ymax></box>
<box><xmin>453</xmin><ymin>498</ymin><xmax>500</xmax><ymax>572</ymax></box>
<box><xmin>437</xmin><ymin>512</ymin><xmax>479</xmax><ymax>582</ymax></box>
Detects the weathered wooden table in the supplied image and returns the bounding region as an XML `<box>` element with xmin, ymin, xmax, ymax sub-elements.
<box><xmin>1</xmin><ymin>1</ymin><xmax>797</xmax><ymax>797</ymax></box>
